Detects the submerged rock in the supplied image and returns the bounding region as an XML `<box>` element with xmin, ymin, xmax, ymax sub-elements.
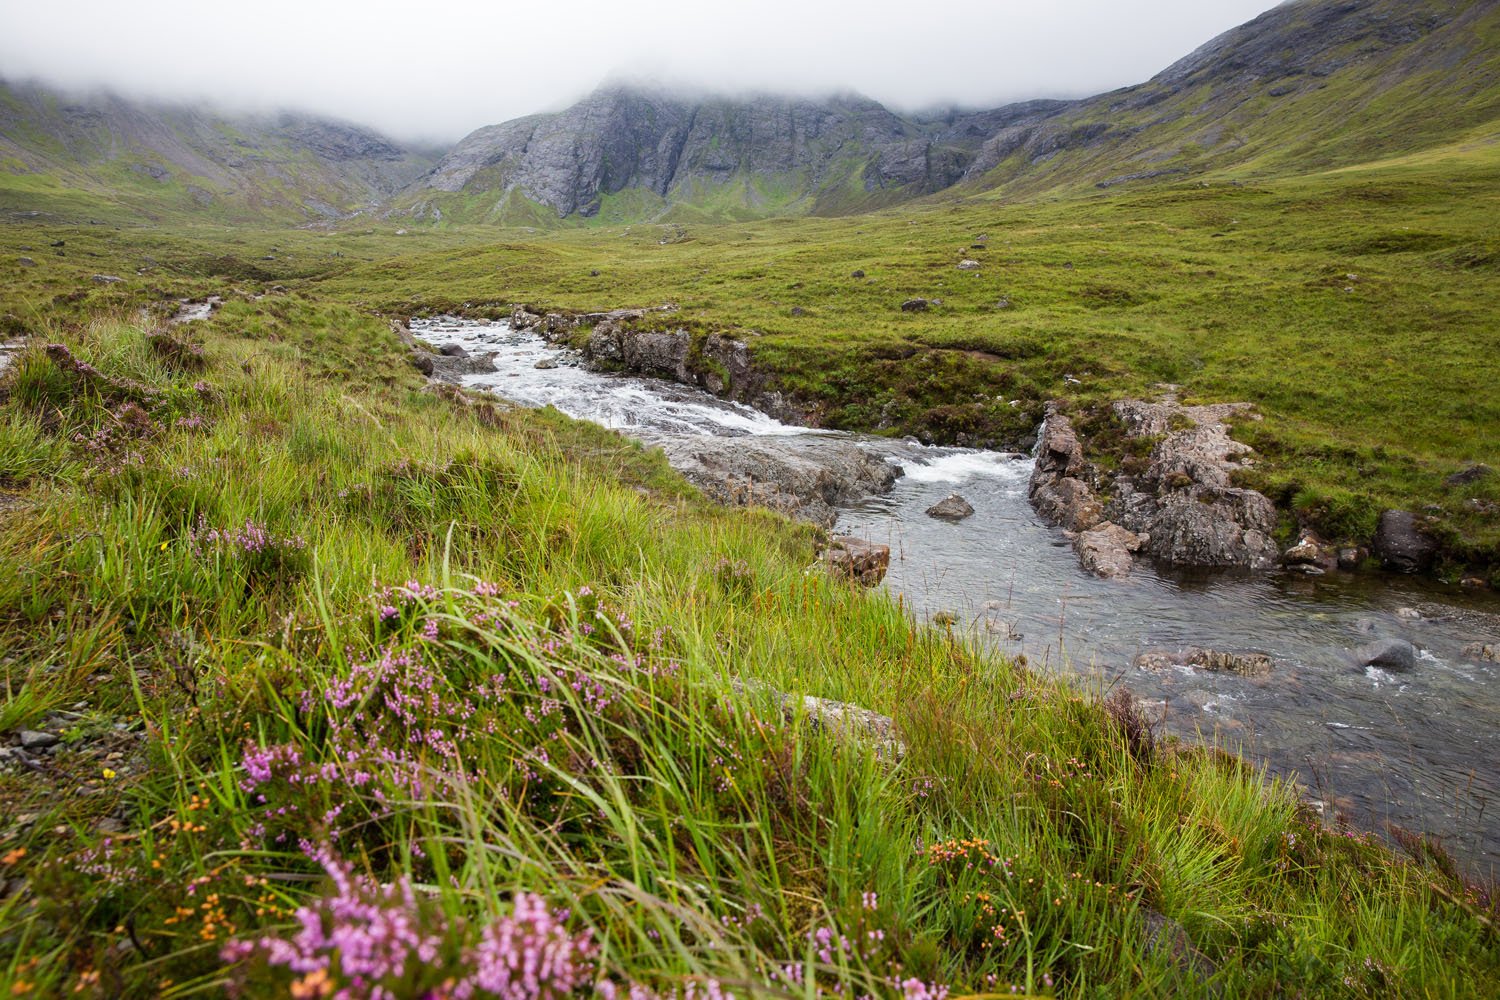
<box><xmin>1462</xmin><ymin>642</ymin><xmax>1497</xmax><ymax>663</ymax></box>
<box><xmin>822</xmin><ymin>536</ymin><xmax>892</xmax><ymax>588</ymax></box>
<box><xmin>926</xmin><ymin>494</ymin><xmax>975</xmax><ymax>521</ymax></box>
<box><xmin>1136</xmin><ymin>647</ymin><xmax>1274</xmax><ymax>678</ymax></box>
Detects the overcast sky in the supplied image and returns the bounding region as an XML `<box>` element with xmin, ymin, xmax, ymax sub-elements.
<box><xmin>1</xmin><ymin>1</ymin><xmax>1281</xmax><ymax>143</ymax></box>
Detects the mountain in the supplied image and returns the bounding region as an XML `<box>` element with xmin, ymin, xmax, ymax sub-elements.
<box><xmin>4</xmin><ymin>0</ymin><xmax>1498</xmax><ymax>226</ymax></box>
<box><xmin>0</xmin><ymin>79</ymin><xmax>439</xmax><ymax>223</ymax></box>
<box><xmin>395</xmin><ymin>88</ymin><xmax>1069</xmax><ymax>225</ymax></box>
<box><xmin>403</xmin><ymin>0</ymin><xmax>1500</xmax><ymax>223</ymax></box>
<box><xmin>960</xmin><ymin>0</ymin><xmax>1500</xmax><ymax>195</ymax></box>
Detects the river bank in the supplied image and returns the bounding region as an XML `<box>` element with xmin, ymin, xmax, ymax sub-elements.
<box><xmin>411</xmin><ymin>314</ymin><xmax>1500</xmax><ymax>875</ymax></box>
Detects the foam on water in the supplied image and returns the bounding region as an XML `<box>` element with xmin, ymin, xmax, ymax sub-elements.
<box><xmin>893</xmin><ymin>449</ymin><xmax>1030</xmax><ymax>484</ymax></box>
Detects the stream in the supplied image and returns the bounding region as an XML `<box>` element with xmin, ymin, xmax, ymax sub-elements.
<box><xmin>413</xmin><ymin>316</ymin><xmax>1500</xmax><ymax>876</ymax></box>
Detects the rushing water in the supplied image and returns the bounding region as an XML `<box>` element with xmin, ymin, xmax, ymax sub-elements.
<box><xmin>414</xmin><ymin>317</ymin><xmax>1500</xmax><ymax>875</ymax></box>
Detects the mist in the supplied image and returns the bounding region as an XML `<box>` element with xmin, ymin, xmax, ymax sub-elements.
<box><xmin>0</xmin><ymin>0</ymin><xmax>1281</xmax><ymax>143</ymax></box>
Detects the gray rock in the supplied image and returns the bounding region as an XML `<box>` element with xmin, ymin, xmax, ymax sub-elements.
<box><xmin>660</xmin><ymin>437</ymin><xmax>900</xmax><ymax>528</ymax></box>
<box><xmin>91</xmin><ymin>274</ymin><xmax>123</xmax><ymax>284</ymax></box>
<box><xmin>1141</xmin><ymin>908</ymin><xmax>1219</xmax><ymax>991</ymax></box>
<box><xmin>17</xmin><ymin>257</ymin><xmax>35</xmax><ymax>267</ymax></box>
<box><xmin>429</xmin><ymin>351</ymin><xmax>499</xmax><ymax>381</ymax></box>
<box><xmin>18</xmin><ymin>730</ymin><xmax>59</xmax><ymax>750</ymax></box>
<box><xmin>956</xmin><ymin>259</ymin><xmax>982</xmax><ymax>270</ymax></box>
<box><xmin>735</xmin><ymin>680</ymin><xmax>904</xmax><ymax>760</ymax></box>
<box><xmin>1354</xmin><ymin>638</ymin><xmax>1418</xmax><ymax>671</ymax></box>
<box><xmin>414</xmin><ymin>85</ymin><xmax>1045</xmax><ymax>220</ymax></box>
<box><xmin>1029</xmin><ymin>412</ymin><xmax>1108</xmax><ymax>535</ymax></box>
<box><xmin>1094</xmin><ymin>398</ymin><xmax>1279</xmax><ymax>570</ymax></box>
<box><xmin>994</xmin><ymin>297</ymin><xmax>1012</xmax><ymax>310</ymax></box>
<box><xmin>1373</xmin><ymin>511</ymin><xmax>1437</xmax><ymax>574</ymax></box>
<box><xmin>926</xmin><ymin>494</ymin><xmax>975</xmax><ymax>521</ymax></box>
<box><xmin>822</xmin><ymin>536</ymin><xmax>892</xmax><ymax>588</ymax></box>
<box><xmin>900</xmin><ymin>298</ymin><xmax>930</xmax><ymax>313</ymax></box>
<box><xmin>1076</xmin><ymin>522</ymin><xmax>1147</xmax><ymax>579</ymax></box>
<box><xmin>851</xmin><ymin>269</ymin><xmax>865</xmax><ymax>278</ymax></box>
<box><xmin>410</xmin><ymin>352</ymin><xmax>435</xmax><ymax>376</ymax></box>
<box><xmin>1337</xmin><ymin>547</ymin><xmax>1366</xmax><ymax>571</ymax></box>
<box><xmin>1446</xmin><ymin>464</ymin><xmax>1493</xmax><ymax>487</ymax></box>
<box><xmin>438</xmin><ymin>343</ymin><xmax>469</xmax><ymax>357</ymax></box>
<box><xmin>533</xmin><ymin>358</ymin><xmax>558</xmax><ymax>370</ymax></box>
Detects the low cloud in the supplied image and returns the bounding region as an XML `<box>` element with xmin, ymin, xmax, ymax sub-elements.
<box><xmin>1</xmin><ymin>0</ymin><xmax>1278</xmax><ymax>142</ymax></box>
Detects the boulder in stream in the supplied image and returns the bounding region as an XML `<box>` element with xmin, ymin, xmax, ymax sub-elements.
<box><xmin>1353</xmin><ymin>638</ymin><xmax>1418</xmax><ymax>672</ymax></box>
<box><xmin>1076</xmin><ymin>522</ymin><xmax>1147</xmax><ymax>579</ymax></box>
<box><xmin>1462</xmin><ymin>642</ymin><xmax>1497</xmax><ymax>663</ymax></box>
<box><xmin>659</xmin><ymin>436</ymin><xmax>899</xmax><ymax>528</ymax></box>
<box><xmin>926</xmin><ymin>494</ymin><xmax>975</xmax><ymax>521</ymax></box>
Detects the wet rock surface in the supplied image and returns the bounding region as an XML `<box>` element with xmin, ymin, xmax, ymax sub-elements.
<box><xmin>925</xmin><ymin>493</ymin><xmax>975</xmax><ymax>521</ymax></box>
<box><xmin>1076</xmin><ymin>522</ymin><xmax>1147</xmax><ymax>579</ymax></box>
<box><xmin>1353</xmin><ymin>638</ymin><xmax>1419</xmax><ymax>672</ymax></box>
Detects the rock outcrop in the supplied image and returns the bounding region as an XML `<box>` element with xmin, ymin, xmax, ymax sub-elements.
<box><xmin>406</xmin><ymin>85</ymin><xmax>1068</xmax><ymax>222</ymax></box>
<box><xmin>509</xmin><ymin>305</ymin><xmax>806</xmax><ymax>423</ymax></box>
<box><xmin>1030</xmin><ymin>398</ymin><xmax>1279</xmax><ymax>573</ymax></box>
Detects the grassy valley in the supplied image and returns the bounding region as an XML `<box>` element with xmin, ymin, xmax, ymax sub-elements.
<box><xmin>2</xmin><ymin>0</ymin><xmax>1500</xmax><ymax>995</ymax></box>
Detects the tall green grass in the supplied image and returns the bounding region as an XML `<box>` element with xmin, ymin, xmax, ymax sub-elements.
<box><xmin>0</xmin><ymin>314</ymin><xmax>1494</xmax><ymax>997</ymax></box>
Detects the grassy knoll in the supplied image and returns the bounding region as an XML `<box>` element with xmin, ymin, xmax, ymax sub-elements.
<box><xmin>0</xmin><ymin>281</ymin><xmax>1498</xmax><ymax>995</ymax></box>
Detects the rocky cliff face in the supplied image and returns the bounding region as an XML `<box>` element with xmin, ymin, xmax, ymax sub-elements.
<box><xmin>0</xmin><ymin>80</ymin><xmax>438</xmax><ymax>222</ymax></box>
<box><xmin>406</xmin><ymin>87</ymin><xmax>1068</xmax><ymax>221</ymax></box>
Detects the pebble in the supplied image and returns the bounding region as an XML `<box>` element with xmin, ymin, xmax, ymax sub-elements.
<box><xmin>18</xmin><ymin>730</ymin><xmax>59</xmax><ymax>750</ymax></box>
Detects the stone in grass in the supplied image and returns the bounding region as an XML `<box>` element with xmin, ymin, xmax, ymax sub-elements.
<box><xmin>926</xmin><ymin>494</ymin><xmax>975</xmax><ymax>521</ymax></box>
<box><xmin>956</xmin><ymin>259</ymin><xmax>982</xmax><ymax>271</ymax></box>
<box><xmin>822</xmin><ymin>536</ymin><xmax>890</xmax><ymax>587</ymax></box>
<box><xmin>19</xmin><ymin>730</ymin><xmax>59</xmax><ymax>750</ymax></box>
<box><xmin>900</xmin><ymin>298</ymin><xmax>930</xmax><ymax>313</ymax></box>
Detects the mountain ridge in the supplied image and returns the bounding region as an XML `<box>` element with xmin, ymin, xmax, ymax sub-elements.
<box><xmin>0</xmin><ymin>77</ymin><xmax>438</xmax><ymax>223</ymax></box>
<box><xmin>3</xmin><ymin>0</ymin><xmax>1499</xmax><ymax>225</ymax></box>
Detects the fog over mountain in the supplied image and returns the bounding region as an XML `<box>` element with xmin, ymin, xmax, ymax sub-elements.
<box><xmin>0</xmin><ymin>0</ymin><xmax>1279</xmax><ymax>142</ymax></box>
